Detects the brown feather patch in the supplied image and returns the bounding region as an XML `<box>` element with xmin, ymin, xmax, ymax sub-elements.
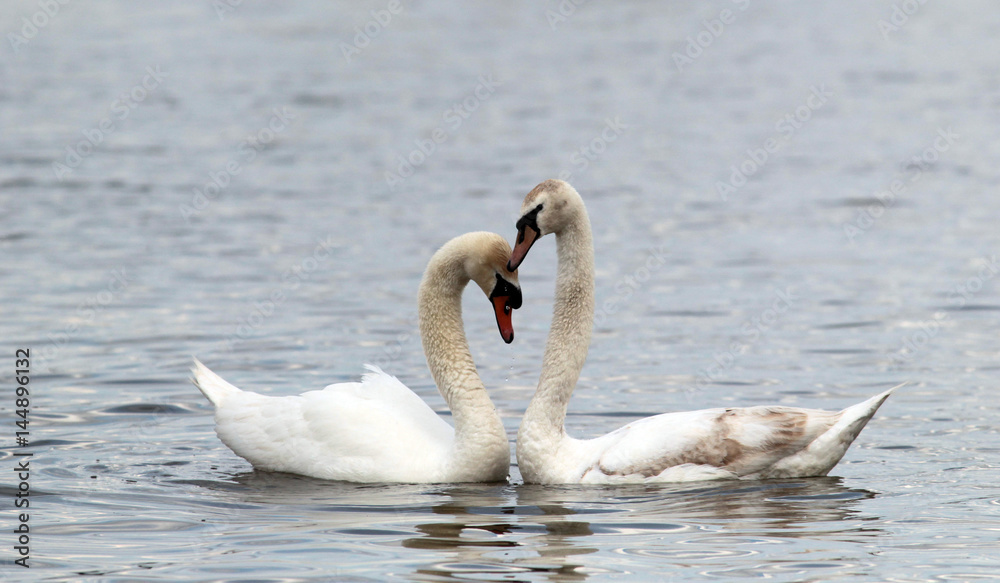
<box><xmin>524</xmin><ymin>179</ymin><xmax>563</xmax><ymax>206</ymax></box>
<box><xmin>596</xmin><ymin>407</ymin><xmax>813</xmax><ymax>479</ymax></box>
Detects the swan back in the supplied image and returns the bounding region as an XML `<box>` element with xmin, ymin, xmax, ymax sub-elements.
<box><xmin>210</xmin><ymin>366</ymin><xmax>456</xmax><ymax>482</ymax></box>
<box><xmin>567</xmin><ymin>386</ymin><xmax>897</xmax><ymax>484</ymax></box>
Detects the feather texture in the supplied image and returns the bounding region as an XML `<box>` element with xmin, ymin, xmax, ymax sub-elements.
<box><xmin>511</xmin><ymin>180</ymin><xmax>896</xmax><ymax>484</ymax></box>
<box><xmin>192</xmin><ymin>232</ymin><xmax>519</xmax><ymax>483</ymax></box>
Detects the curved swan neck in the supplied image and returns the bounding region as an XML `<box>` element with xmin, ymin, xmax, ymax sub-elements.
<box><xmin>522</xmin><ymin>209</ymin><xmax>595</xmax><ymax>445</ymax></box>
<box><xmin>418</xmin><ymin>251</ymin><xmax>506</xmax><ymax>460</ymax></box>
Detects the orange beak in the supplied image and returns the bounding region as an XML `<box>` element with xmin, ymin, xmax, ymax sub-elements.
<box><xmin>507</xmin><ymin>224</ymin><xmax>539</xmax><ymax>272</ymax></box>
<box><xmin>491</xmin><ymin>296</ymin><xmax>515</xmax><ymax>343</ymax></box>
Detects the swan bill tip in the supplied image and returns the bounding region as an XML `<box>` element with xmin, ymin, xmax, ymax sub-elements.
<box><xmin>491</xmin><ymin>296</ymin><xmax>516</xmax><ymax>344</ymax></box>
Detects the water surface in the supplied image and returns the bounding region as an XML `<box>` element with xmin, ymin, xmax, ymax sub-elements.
<box><xmin>3</xmin><ymin>0</ymin><xmax>1000</xmax><ymax>580</ymax></box>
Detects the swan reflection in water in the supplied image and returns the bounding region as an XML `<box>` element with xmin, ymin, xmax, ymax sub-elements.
<box><xmin>398</xmin><ymin>476</ymin><xmax>883</xmax><ymax>581</ymax></box>
<box><xmin>403</xmin><ymin>484</ymin><xmax>597</xmax><ymax>581</ymax></box>
<box><xmin>191</xmin><ymin>472</ymin><xmax>884</xmax><ymax>581</ymax></box>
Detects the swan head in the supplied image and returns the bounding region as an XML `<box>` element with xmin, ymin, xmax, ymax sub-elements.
<box><xmin>507</xmin><ymin>179</ymin><xmax>584</xmax><ymax>271</ymax></box>
<box><xmin>461</xmin><ymin>232</ymin><xmax>523</xmax><ymax>344</ymax></box>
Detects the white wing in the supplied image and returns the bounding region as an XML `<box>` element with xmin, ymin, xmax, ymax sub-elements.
<box><xmin>202</xmin><ymin>364</ymin><xmax>456</xmax><ymax>482</ymax></box>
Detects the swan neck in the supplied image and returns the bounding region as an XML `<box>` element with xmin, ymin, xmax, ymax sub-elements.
<box><xmin>522</xmin><ymin>217</ymin><xmax>595</xmax><ymax>447</ymax></box>
<box><xmin>418</xmin><ymin>257</ymin><xmax>506</xmax><ymax>465</ymax></box>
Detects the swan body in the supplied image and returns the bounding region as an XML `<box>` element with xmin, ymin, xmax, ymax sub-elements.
<box><xmin>519</xmin><ymin>387</ymin><xmax>896</xmax><ymax>484</ymax></box>
<box><xmin>192</xmin><ymin>361</ymin><xmax>458</xmax><ymax>482</ymax></box>
<box><xmin>509</xmin><ymin>180</ymin><xmax>896</xmax><ymax>484</ymax></box>
<box><xmin>193</xmin><ymin>232</ymin><xmax>522</xmax><ymax>483</ymax></box>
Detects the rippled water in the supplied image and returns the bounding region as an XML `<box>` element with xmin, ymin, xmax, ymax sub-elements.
<box><xmin>4</xmin><ymin>0</ymin><xmax>1000</xmax><ymax>580</ymax></box>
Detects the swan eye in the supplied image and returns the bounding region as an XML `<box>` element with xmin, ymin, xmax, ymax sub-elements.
<box><xmin>504</xmin><ymin>304</ymin><xmax>511</xmax><ymax>315</ymax></box>
<box><xmin>515</xmin><ymin>204</ymin><xmax>544</xmax><ymax>237</ymax></box>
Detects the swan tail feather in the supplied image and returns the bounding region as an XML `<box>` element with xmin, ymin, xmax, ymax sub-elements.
<box><xmin>839</xmin><ymin>382</ymin><xmax>902</xmax><ymax>421</ymax></box>
<box><xmin>362</xmin><ymin>363</ymin><xmax>387</xmax><ymax>378</ymax></box>
<box><xmin>361</xmin><ymin>363</ymin><xmax>404</xmax><ymax>386</ymax></box>
<box><xmin>191</xmin><ymin>358</ymin><xmax>242</xmax><ymax>406</ymax></box>
<box><xmin>762</xmin><ymin>383</ymin><xmax>902</xmax><ymax>478</ymax></box>
<box><xmin>822</xmin><ymin>382</ymin><xmax>901</xmax><ymax>446</ymax></box>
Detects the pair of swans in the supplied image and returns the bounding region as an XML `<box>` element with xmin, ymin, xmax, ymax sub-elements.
<box><xmin>193</xmin><ymin>180</ymin><xmax>895</xmax><ymax>484</ymax></box>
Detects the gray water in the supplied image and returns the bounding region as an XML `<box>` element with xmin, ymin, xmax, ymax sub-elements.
<box><xmin>3</xmin><ymin>0</ymin><xmax>1000</xmax><ymax>580</ymax></box>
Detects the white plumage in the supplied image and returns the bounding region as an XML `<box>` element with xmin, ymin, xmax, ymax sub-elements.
<box><xmin>509</xmin><ymin>180</ymin><xmax>897</xmax><ymax>484</ymax></box>
<box><xmin>193</xmin><ymin>361</ymin><xmax>455</xmax><ymax>482</ymax></box>
<box><xmin>192</xmin><ymin>232</ymin><xmax>522</xmax><ymax>483</ymax></box>
<box><xmin>532</xmin><ymin>389</ymin><xmax>896</xmax><ymax>484</ymax></box>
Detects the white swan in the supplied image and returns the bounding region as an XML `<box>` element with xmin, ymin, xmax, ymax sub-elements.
<box><xmin>192</xmin><ymin>232</ymin><xmax>522</xmax><ymax>483</ymax></box>
<box><xmin>508</xmin><ymin>180</ymin><xmax>897</xmax><ymax>484</ymax></box>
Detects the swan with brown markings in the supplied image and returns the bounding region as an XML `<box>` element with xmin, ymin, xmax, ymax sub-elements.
<box><xmin>508</xmin><ymin>179</ymin><xmax>898</xmax><ymax>484</ymax></box>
